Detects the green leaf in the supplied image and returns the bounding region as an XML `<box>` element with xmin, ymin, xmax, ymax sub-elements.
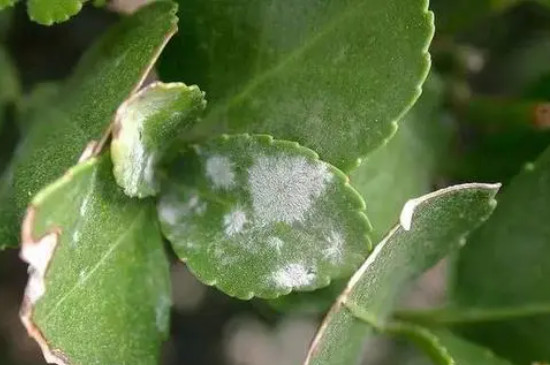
<box><xmin>20</xmin><ymin>154</ymin><xmax>170</xmax><ymax>365</ymax></box>
<box><xmin>158</xmin><ymin>134</ymin><xmax>371</xmax><ymax>299</ymax></box>
<box><xmin>0</xmin><ymin>0</ymin><xmax>18</xmax><ymax>11</ymax></box>
<box><xmin>304</xmin><ymin>183</ymin><xmax>499</xmax><ymax>365</ymax></box>
<box><xmin>268</xmin><ymin>75</ymin><xmax>449</xmax><ymax>313</ymax></box>
<box><xmin>0</xmin><ymin>47</ymin><xmax>18</xmax><ymax>142</ymax></box>
<box><xmin>0</xmin><ymin>46</ymin><xmax>19</xmax><ymax>107</ymax></box>
<box><xmin>0</xmin><ymin>1</ymin><xmax>177</xmax><ymax>250</ymax></box>
<box><xmin>27</xmin><ymin>0</ymin><xmax>82</xmax><ymax>25</ymax></box>
<box><xmin>351</xmin><ymin>74</ymin><xmax>449</xmax><ymax>241</ymax></box>
<box><xmin>15</xmin><ymin>82</ymin><xmax>60</xmax><ymax>135</ymax></box>
<box><xmin>451</xmin><ymin>145</ymin><xmax>550</xmax><ymax>363</ymax></box>
<box><xmin>111</xmin><ymin>82</ymin><xmax>206</xmax><ymax>198</ymax></box>
<box><xmin>159</xmin><ymin>0</ymin><xmax>434</xmax><ymax>171</ymax></box>
<box><xmin>387</xmin><ymin>324</ymin><xmax>514</xmax><ymax>365</ymax></box>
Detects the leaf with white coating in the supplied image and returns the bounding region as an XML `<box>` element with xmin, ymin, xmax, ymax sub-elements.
<box><xmin>20</xmin><ymin>154</ymin><xmax>170</xmax><ymax>365</ymax></box>
<box><xmin>304</xmin><ymin>183</ymin><xmax>499</xmax><ymax>365</ymax></box>
<box><xmin>158</xmin><ymin>134</ymin><xmax>371</xmax><ymax>299</ymax></box>
<box><xmin>159</xmin><ymin>0</ymin><xmax>434</xmax><ymax>171</ymax></box>
<box><xmin>111</xmin><ymin>82</ymin><xmax>206</xmax><ymax>198</ymax></box>
<box><xmin>0</xmin><ymin>2</ymin><xmax>177</xmax><ymax>249</ymax></box>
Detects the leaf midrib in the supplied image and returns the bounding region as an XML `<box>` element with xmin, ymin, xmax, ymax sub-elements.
<box><xmin>205</xmin><ymin>0</ymin><xmax>371</xmax><ymax>119</ymax></box>
<box><xmin>40</xmin><ymin>207</ymin><xmax>147</xmax><ymax>322</ymax></box>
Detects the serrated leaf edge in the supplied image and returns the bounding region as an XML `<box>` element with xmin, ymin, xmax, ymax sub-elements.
<box><xmin>163</xmin><ymin>133</ymin><xmax>373</xmax><ymax>300</ymax></box>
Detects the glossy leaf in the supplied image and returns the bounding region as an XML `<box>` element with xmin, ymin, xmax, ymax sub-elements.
<box><xmin>111</xmin><ymin>82</ymin><xmax>206</xmax><ymax>198</ymax></box>
<box><xmin>0</xmin><ymin>1</ymin><xmax>177</xmax><ymax>249</ymax></box>
<box><xmin>27</xmin><ymin>0</ymin><xmax>82</xmax><ymax>25</ymax></box>
<box><xmin>388</xmin><ymin>324</ymin><xmax>514</xmax><ymax>365</ymax></box>
<box><xmin>452</xmin><ymin>145</ymin><xmax>550</xmax><ymax>363</ymax></box>
<box><xmin>159</xmin><ymin>0</ymin><xmax>434</xmax><ymax>171</ymax></box>
<box><xmin>304</xmin><ymin>183</ymin><xmax>499</xmax><ymax>365</ymax></box>
<box><xmin>158</xmin><ymin>134</ymin><xmax>371</xmax><ymax>299</ymax></box>
<box><xmin>19</xmin><ymin>154</ymin><xmax>170</xmax><ymax>365</ymax></box>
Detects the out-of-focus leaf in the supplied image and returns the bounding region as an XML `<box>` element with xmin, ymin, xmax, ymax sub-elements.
<box><xmin>27</xmin><ymin>0</ymin><xmax>82</xmax><ymax>25</ymax></box>
<box><xmin>0</xmin><ymin>0</ymin><xmax>18</xmax><ymax>11</ymax></box>
<box><xmin>16</xmin><ymin>82</ymin><xmax>60</xmax><ymax>134</ymax></box>
<box><xmin>158</xmin><ymin>134</ymin><xmax>371</xmax><ymax>299</ymax></box>
<box><xmin>304</xmin><ymin>183</ymin><xmax>499</xmax><ymax>365</ymax></box>
<box><xmin>388</xmin><ymin>324</ymin><xmax>514</xmax><ymax>365</ymax></box>
<box><xmin>111</xmin><ymin>82</ymin><xmax>206</xmax><ymax>198</ymax></box>
<box><xmin>159</xmin><ymin>0</ymin><xmax>434</xmax><ymax>171</ymax></box>
<box><xmin>0</xmin><ymin>45</ymin><xmax>20</xmax><ymax>131</ymax></box>
<box><xmin>452</xmin><ymin>145</ymin><xmax>550</xmax><ymax>363</ymax></box>
<box><xmin>0</xmin><ymin>2</ymin><xmax>177</xmax><ymax>250</ymax></box>
<box><xmin>19</xmin><ymin>154</ymin><xmax>170</xmax><ymax>365</ymax></box>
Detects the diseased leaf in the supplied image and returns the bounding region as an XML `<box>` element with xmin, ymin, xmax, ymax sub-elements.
<box><xmin>304</xmin><ymin>183</ymin><xmax>499</xmax><ymax>365</ymax></box>
<box><xmin>20</xmin><ymin>154</ymin><xmax>170</xmax><ymax>365</ymax></box>
<box><xmin>159</xmin><ymin>0</ymin><xmax>434</xmax><ymax>171</ymax></box>
<box><xmin>387</xmin><ymin>324</ymin><xmax>514</xmax><ymax>365</ymax></box>
<box><xmin>27</xmin><ymin>0</ymin><xmax>82</xmax><ymax>25</ymax></box>
<box><xmin>111</xmin><ymin>82</ymin><xmax>206</xmax><ymax>198</ymax></box>
<box><xmin>0</xmin><ymin>1</ymin><xmax>177</xmax><ymax>250</ymax></box>
<box><xmin>268</xmin><ymin>75</ymin><xmax>449</xmax><ymax>313</ymax></box>
<box><xmin>158</xmin><ymin>134</ymin><xmax>371</xmax><ymax>299</ymax></box>
<box><xmin>452</xmin><ymin>145</ymin><xmax>550</xmax><ymax>363</ymax></box>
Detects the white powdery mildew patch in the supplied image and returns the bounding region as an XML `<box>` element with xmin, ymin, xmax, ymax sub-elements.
<box><xmin>322</xmin><ymin>230</ymin><xmax>344</xmax><ymax>263</ymax></box>
<box><xmin>159</xmin><ymin>194</ymin><xmax>207</xmax><ymax>226</ymax></box>
<box><xmin>248</xmin><ymin>156</ymin><xmax>333</xmax><ymax>225</ymax></box>
<box><xmin>267</xmin><ymin>236</ymin><xmax>284</xmax><ymax>253</ymax></box>
<box><xmin>205</xmin><ymin>155</ymin><xmax>236</xmax><ymax>190</ymax></box>
<box><xmin>273</xmin><ymin>263</ymin><xmax>316</xmax><ymax>289</ymax></box>
<box><xmin>223</xmin><ymin>209</ymin><xmax>247</xmax><ymax>237</ymax></box>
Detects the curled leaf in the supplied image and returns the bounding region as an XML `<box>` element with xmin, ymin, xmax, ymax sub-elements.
<box><xmin>111</xmin><ymin>82</ymin><xmax>206</xmax><ymax>198</ymax></box>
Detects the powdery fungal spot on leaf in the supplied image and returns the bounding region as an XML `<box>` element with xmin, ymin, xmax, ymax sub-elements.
<box><xmin>205</xmin><ymin>155</ymin><xmax>236</xmax><ymax>189</ymax></box>
<box><xmin>267</xmin><ymin>236</ymin><xmax>284</xmax><ymax>253</ymax></box>
<box><xmin>322</xmin><ymin>231</ymin><xmax>344</xmax><ymax>263</ymax></box>
<box><xmin>223</xmin><ymin>209</ymin><xmax>247</xmax><ymax>237</ymax></box>
<box><xmin>248</xmin><ymin>155</ymin><xmax>333</xmax><ymax>225</ymax></box>
<box><xmin>158</xmin><ymin>135</ymin><xmax>371</xmax><ymax>298</ymax></box>
<box><xmin>273</xmin><ymin>263</ymin><xmax>316</xmax><ymax>289</ymax></box>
